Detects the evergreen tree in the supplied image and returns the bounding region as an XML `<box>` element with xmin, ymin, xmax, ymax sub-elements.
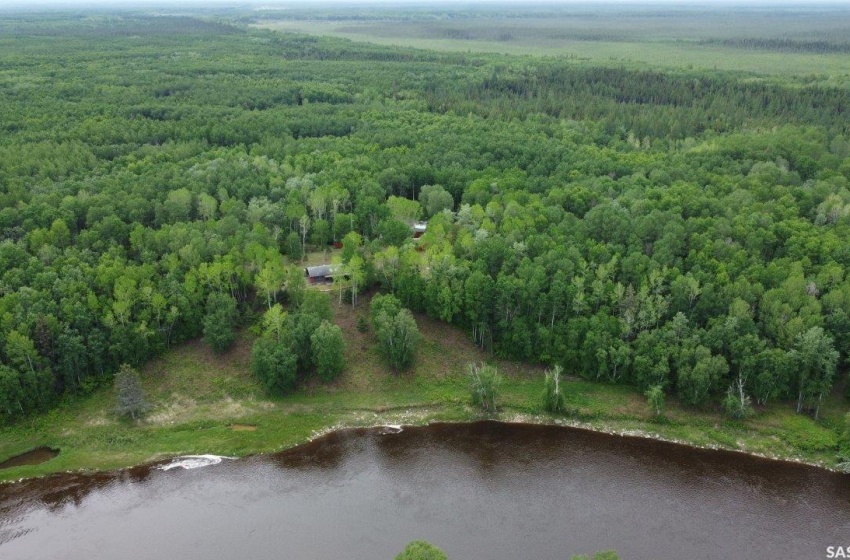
<box><xmin>114</xmin><ymin>364</ymin><xmax>148</xmax><ymax>421</ymax></box>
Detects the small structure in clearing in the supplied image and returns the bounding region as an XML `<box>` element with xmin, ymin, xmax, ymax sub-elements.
<box><xmin>412</xmin><ymin>221</ymin><xmax>427</xmax><ymax>239</ymax></box>
<box><xmin>305</xmin><ymin>264</ymin><xmax>339</xmax><ymax>285</ymax></box>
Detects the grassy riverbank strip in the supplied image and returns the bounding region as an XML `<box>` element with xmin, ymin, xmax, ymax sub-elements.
<box><xmin>1</xmin><ymin>304</ymin><xmax>846</xmax><ymax>482</ymax></box>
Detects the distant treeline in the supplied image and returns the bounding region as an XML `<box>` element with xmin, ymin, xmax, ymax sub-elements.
<box><xmin>0</xmin><ymin>15</ymin><xmax>242</xmax><ymax>37</ymax></box>
<box><xmin>699</xmin><ymin>38</ymin><xmax>850</xmax><ymax>54</ymax></box>
<box><xmin>427</xmin><ymin>65</ymin><xmax>850</xmax><ymax>139</ymax></box>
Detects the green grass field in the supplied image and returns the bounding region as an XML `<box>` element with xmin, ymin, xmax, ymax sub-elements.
<box><xmin>254</xmin><ymin>15</ymin><xmax>850</xmax><ymax>82</ymax></box>
<box><xmin>1</xmin><ymin>294</ymin><xmax>845</xmax><ymax>481</ymax></box>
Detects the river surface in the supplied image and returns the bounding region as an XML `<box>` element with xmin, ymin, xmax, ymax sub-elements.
<box><xmin>1</xmin><ymin>421</ymin><xmax>848</xmax><ymax>560</ymax></box>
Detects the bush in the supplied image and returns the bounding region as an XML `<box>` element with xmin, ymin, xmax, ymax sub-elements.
<box><xmin>114</xmin><ymin>364</ymin><xmax>149</xmax><ymax>421</ymax></box>
<box><xmin>251</xmin><ymin>338</ymin><xmax>298</xmax><ymax>395</ymax></box>
<box><xmin>645</xmin><ymin>385</ymin><xmax>665</xmax><ymax>417</ymax></box>
<box><xmin>780</xmin><ymin>414</ymin><xmax>839</xmax><ymax>453</ymax></box>
<box><xmin>468</xmin><ymin>362</ymin><xmax>500</xmax><ymax>413</ymax></box>
<box><xmin>542</xmin><ymin>365</ymin><xmax>566</xmax><ymax>414</ymax></box>
<box><xmin>722</xmin><ymin>384</ymin><xmax>753</xmax><ymax>420</ymax></box>
<box><xmin>300</xmin><ymin>291</ymin><xmax>332</xmax><ymax>321</ymax></box>
<box><xmin>395</xmin><ymin>541</ymin><xmax>448</xmax><ymax>560</ymax></box>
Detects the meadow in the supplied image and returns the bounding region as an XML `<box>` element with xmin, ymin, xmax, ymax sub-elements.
<box><xmin>254</xmin><ymin>5</ymin><xmax>850</xmax><ymax>81</ymax></box>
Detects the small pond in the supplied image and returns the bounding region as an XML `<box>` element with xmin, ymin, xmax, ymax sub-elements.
<box><xmin>0</xmin><ymin>448</ymin><xmax>58</xmax><ymax>471</ymax></box>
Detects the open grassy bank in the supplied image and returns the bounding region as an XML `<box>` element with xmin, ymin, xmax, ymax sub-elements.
<box><xmin>0</xmin><ymin>299</ymin><xmax>847</xmax><ymax>482</ymax></box>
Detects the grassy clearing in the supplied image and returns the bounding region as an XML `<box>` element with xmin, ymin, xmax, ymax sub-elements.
<box><xmin>0</xmin><ymin>293</ymin><xmax>847</xmax><ymax>481</ymax></box>
<box><xmin>255</xmin><ymin>20</ymin><xmax>850</xmax><ymax>81</ymax></box>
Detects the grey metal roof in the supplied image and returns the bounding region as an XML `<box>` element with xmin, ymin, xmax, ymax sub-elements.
<box><xmin>305</xmin><ymin>264</ymin><xmax>337</xmax><ymax>278</ymax></box>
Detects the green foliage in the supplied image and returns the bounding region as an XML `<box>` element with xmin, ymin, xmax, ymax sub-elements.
<box><xmin>286</xmin><ymin>265</ymin><xmax>306</xmax><ymax>308</ymax></box>
<box><xmin>286</xmin><ymin>231</ymin><xmax>304</xmax><ymax>262</ymax></box>
<box><xmin>114</xmin><ymin>364</ymin><xmax>148</xmax><ymax>421</ymax></box>
<box><xmin>571</xmin><ymin>552</ymin><xmax>620</xmax><ymax>560</ymax></box>
<box><xmin>261</xmin><ymin>304</ymin><xmax>287</xmax><ymax>342</ymax></box>
<box><xmin>779</xmin><ymin>414</ymin><xmax>839</xmax><ymax>453</ymax></box>
<box><xmin>419</xmin><ymin>184</ymin><xmax>454</xmax><ymax>217</ymax></box>
<box><xmin>677</xmin><ymin>349</ymin><xmax>728</xmax><ymax>408</ymax></box>
<box><xmin>386</xmin><ymin>196</ymin><xmax>423</xmax><ymax>223</ymax></box>
<box><xmin>468</xmin><ymin>362</ymin><xmax>500</xmax><ymax>413</ymax></box>
<box><xmin>287</xmin><ymin>312</ymin><xmax>323</xmax><ymax>371</ymax></box>
<box><xmin>379</xmin><ymin>217</ymin><xmax>413</xmax><ymax>247</ymax></box>
<box><xmin>301</xmin><ymin>291</ymin><xmax>333</xmax><ymax>322</ymax></box>
<box><xmin>839</xmin><ymin>413</ymin><xmax>850</xmax><ymax>472</ymax></box>
<box><xmin>645</xmin><ymin>385</ymin><xmax>665</xmax><ymax>417</ymax></box>
<box><xmin>203</xmin><ymin>293</ymin><xmax>239</xmax><ymax>354</ymax></box>
<box><xmin>371</xmin><ymin>294</ymin><xmax>421</xmax><ymax>371</ymax></box>
<box><xmin>722</xmin><ymin>382</ymin><xmax>753</xmax><ymax>420</ymax></box>
<box><xmin>395</xmin><ymin>541</ymin><xmax>448</xmax><ymax>560</ymax></box>
<box><xmin>542</xmin><ymin>365</ymin><xmax>566</xmax><ymax>414</ymax></box>
<box><xmin>0</xmin><ymin>366</ymin><xmax>25</xmax><ymax>423</ymax></box>
<box><xmin>790</xmin><ymin>326</ymin><xmax>839</xmax><ymax>419</ymax></box>
<box><xmin>845</xmin><ymin>411</ymin><xmax>850</xmax><ymax>442</ymax></box>
<box><xmin>1</xmin><ymin>12</ymin><xmax>850</xmax><ymax>427</ymax></box>
<box><xmin>251</xmin><ymin>338</ymin><xmax>298</xmax><ymax>395</ymax></box>
<box><xmin>341</xmin><ymin>231</ymin><xmax>363</xmax><ymax>263</ymax></box>
<box><xmin>311</xmin><ymin>320</ymin><xmax>346</xmax><ymax>383</ymax></box>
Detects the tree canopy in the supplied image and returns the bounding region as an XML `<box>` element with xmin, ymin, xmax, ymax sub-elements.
<box><xmin>0</xmin><ymin>14</ymin><xmax>849</xmax><ymax>424</ymax></box>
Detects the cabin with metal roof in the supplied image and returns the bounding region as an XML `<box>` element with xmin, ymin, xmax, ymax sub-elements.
<box><xmin>412</xmin><ymin>221</ymin><xmax>427</xmax><ymax>238</ymax></box>
<box><xmin>305</xmin><ymin>264</ymin><xmax>339</xmax><ymax>285</ymax></box>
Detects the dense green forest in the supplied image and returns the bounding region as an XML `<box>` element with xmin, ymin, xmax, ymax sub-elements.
<box><xmin>1</xmin><ymin>12</ymin><xmax>850</xmax><ymax>429</ymax></box>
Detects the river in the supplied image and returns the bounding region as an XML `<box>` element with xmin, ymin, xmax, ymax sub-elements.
<box><xmin>1</xmin><ymin>421</ymin><xmax>848</xmax><ymax>560</ymax></box>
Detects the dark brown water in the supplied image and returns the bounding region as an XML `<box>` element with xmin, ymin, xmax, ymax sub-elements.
<box><xmin>0</xmin><ymin>448</ymin><xmax>58</xmax><ymax>470</ymax></box>
<box><xmin>1</xmin><ymin>422</ymin><xmax>848</xmax><ymax>560</ymax></box>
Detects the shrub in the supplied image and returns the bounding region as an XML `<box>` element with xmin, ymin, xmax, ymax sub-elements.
<box><xmin>300</xmin><ymin>290</ymin><xmax>332</xmax><ymax>322</ymax></box>
<box><xmin>468</xmin><ymin>362</ymin><xmax>500</xmax><ymax>413</ymax></box>
<box><xmin>780</xmin><ymin>414</ymin><xmax>839</xmax><ymax>453</ymax></box>
<box><xmin>542</xmin><ymin>365</ymin><xmax>566</xmax><ymax>414</ymax></box>
<box><xmin>722</xmin><ymin>384</ymin><xmax>753</xmax><ymax>420</ymax></box>
<box><xmin>114</xmin><ymin>364</ymin><xmax>149</xmax><ymax>421</ymax></box>
<box><xmin>645</xmin><ymin>385</ymin><xmax>665</xmax><ymax>417</ymax></box>
<box><xmin>395</xmin><ymin>541</ymin><xmax>448</xmax><ymax>560</ymax></box>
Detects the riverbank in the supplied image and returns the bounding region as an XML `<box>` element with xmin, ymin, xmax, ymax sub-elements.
<box><xmin>1</xmin><ymin>301</ymin><xmax>847</xmax><ymax>482</ymax></box>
